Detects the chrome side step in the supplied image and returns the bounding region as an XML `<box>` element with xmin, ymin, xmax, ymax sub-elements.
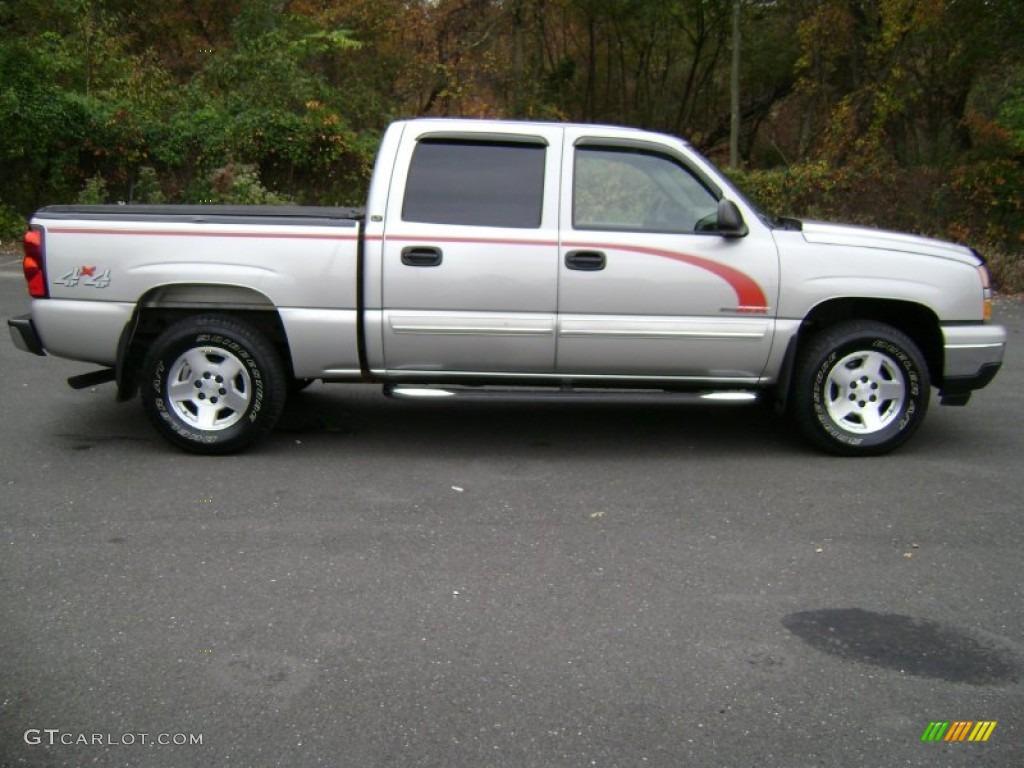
<box><xmin>383</xmin><ymin>384</ymin><xmax>759</xmax><ymax>404</ymax></box>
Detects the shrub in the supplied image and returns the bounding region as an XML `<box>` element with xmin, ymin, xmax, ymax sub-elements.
<box><xmin>76</xmin><ymin>175</ymin><xmax>109</xmax><ymax>204</ymax></box>
<box><xmin>208</xmin><ymin>163</ymin><xmax>294</xmax><ymax>205</ymax></box>
<box><xmin>944</xmin><ymin>159</ymin><xmax>1024</xmax><ymax>252</ymax></box>
<box><xmin>0</xmin><ymin>203</ymin><xmax>27</xmax><ymax>243</ymax></box>
<box><xmin>983</xmin><ymin>247</ymin><xmax>1024</xmax><ymax>295</ymax></box>
<box><xmin>727</xmin><ymin>162</ymin><xmax>1024</xmax><ymax>293</ymax></box>
<box><xmin>132</xmin><ymin>166</ymin><xmax>166</xmax><ymax>204</ymax></box>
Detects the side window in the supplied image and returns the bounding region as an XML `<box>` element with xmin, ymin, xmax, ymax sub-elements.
<box><xmin>403</xmin><ymin>139</ymin><xmax>546</xmax><ymax>228</ymax></box>
<box><xmin>573</xmin><ymin>146</ymin><xmax>719</xmax><ymax>233</ymax></box>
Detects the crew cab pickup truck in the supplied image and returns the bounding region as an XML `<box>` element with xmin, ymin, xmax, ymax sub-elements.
<box><xmin>8</xmin><ymin>118</ymin><xmax>1006</xmax><ymax>455</ymax></box>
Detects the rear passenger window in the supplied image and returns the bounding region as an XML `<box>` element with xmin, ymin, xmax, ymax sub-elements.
<box><xmin>403</xmin><ymin>139</ymin><xmax>545</xmax><ymax>228</ymax></box>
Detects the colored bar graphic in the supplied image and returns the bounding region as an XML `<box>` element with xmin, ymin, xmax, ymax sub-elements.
<box><xmin>969</xmin><ymin>722</ymin><xmax>998</xmax><ymax>742</ymax></box>
<box><xmin>921</xmin><ymin>720</ymin><xmax>997</xmax><ymax>742</ymax></box>
<box><xmin>945</xmin><ymin>721</ymin><xmax>973</xmax><ymax>741</ymax></box>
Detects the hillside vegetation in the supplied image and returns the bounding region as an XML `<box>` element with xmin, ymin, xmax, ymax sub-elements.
<box><xmin>2</xmin><ymin>1</ymin><xmax>1021</xmax><ymax>288</ymax></box>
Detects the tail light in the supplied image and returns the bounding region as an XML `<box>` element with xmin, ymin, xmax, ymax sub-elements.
<box><xmin>23</xmin><ymin>228</ymin><xmax>48</xmax><ymax>298</ymax></box>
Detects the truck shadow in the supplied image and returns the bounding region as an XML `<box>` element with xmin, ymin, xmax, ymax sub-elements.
<box><xmin>41</xmin><ymin>382</ymin><xmax>986</xmax><ymax>459</ymax></box>
<box><xmin>274</xmin><ymin>384</ymin><xmax>802</xmax><ymax>459</ymax></box>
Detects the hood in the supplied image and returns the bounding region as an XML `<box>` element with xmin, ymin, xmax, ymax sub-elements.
<box><xmin>797</xmin><ymin>221</ymin><xmax>980</xmax><ymax>266</ymax></box>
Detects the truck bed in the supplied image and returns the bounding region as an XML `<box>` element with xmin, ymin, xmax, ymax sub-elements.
<box><xmin>25</xmin><ymin>204</ymin><xmax>367</xmax><ymax>378</ymax></box>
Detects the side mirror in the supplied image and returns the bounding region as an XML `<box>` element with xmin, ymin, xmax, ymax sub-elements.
<box><xmin>717</xmin><ymin>199</ymin><xmax>748</xmax><ymax>238</ymax></box>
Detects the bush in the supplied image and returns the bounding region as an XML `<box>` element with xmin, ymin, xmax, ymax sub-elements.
<box><xmin>729</xmin><ymin>163</ymin><xmax>920</xmax><ymax>230</ymax></box>
<box><xmin>944</xmin><ymin>159</ymin><xmax>1024</xmax><ymax>252</ymax></box>
<box><xmin>983</xmin><ymin>248</ymin><xmax>1024</xmax><ymax>295</ymax></box>
<box><xmin>728</xmin><ymin>162</ymin><xmax>1024</xmax><ymax>293</ymax></box>
<box><xmin>76</xmin><ymin>175</ymin><xmax>109</xmax><ymax>204</ymax></box>
<box><xmin>0</xmin><ymin>203</ymin><xmax>27</xmax><ymax>244</ymax></box>
<box><xmin>207</xmin><ymin>163</ymin><xmax>294</xmax><ymax>205</ymax></box>
<box><xmin>132</xmin><ymin>166</ymin><xmax>166</xmax><ymax>204</ymax></box>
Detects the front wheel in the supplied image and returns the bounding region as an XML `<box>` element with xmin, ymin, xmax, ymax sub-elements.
<box><xmin>792</xmin><ymin>321</ymin><xmax>930</xmax><ymax>456</ymax></box>
<box><xmin>140</xmin><ymin>315</ymin><xmax>287</xmax><ymax>454</ymax></box>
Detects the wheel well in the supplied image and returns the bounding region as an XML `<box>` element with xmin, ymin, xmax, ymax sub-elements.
<box><xmin>116</xmin><ymin>289</ymin><xmax>293</xmax><ymax>400</ymax></box>
<box><xmin>804</xmin><ymin>298</ymin><xmax>941</xmax><ymax>373</ymax></box>
<box><xmin>779</xmin><ymin>298</ymin><xmax>943</xmax><ymax>410</ymax></box>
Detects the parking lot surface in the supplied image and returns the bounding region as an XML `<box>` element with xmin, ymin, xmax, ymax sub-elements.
<box><xmin>2</xmin><ymin>260</ymin><xmax>1022</xmax><ymax>766</ymax></box>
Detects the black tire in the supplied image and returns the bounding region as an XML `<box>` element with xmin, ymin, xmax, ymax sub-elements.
<box><xmin>140</xmin><ymin>315</ymin><xmax>287</xmax><ymax>454</ymax></box>
<box><xmin>792</xmin><ymin>320</ymin><xmax>930</xmax><ymax>456</ymax></box>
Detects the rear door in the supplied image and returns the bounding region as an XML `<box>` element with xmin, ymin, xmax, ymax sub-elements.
<box><xmin>380</xmin><ymin>123</ymin><xmax>564</xmax><ymax>376</ymax></box>
<box><xmin>556</xmin><ymin>130</ymin><xmax>779</xmax><ymax>382</ymax></box>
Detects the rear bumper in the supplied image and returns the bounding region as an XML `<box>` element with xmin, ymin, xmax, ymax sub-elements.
<box><xmin>939</xmin><ymin>323</ymin><xmax>1006</xmax><ymax>401</ymax></box>
<box><xmin>7</xmin><ymin>314</ymin><xmax>46</xmax><ymax>356</ymax></box>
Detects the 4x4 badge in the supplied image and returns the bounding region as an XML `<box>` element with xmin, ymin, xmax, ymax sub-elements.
<box><xmin>56</xmin><ymin>266</ymin><xmax>111</xmax><ymax>288</ymax></box>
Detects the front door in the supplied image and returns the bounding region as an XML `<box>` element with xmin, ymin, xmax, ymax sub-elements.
<box><xmin>556</xmin><ymin>130</ymin><xmax>779</xmax><ymax>383</ymax></box>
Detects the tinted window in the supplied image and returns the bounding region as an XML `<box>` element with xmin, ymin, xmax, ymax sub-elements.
<box><xmin>403</xmin><ymin>140</ymin><xmax>546</xmax><ymax>228</ymax></box>
<box><xmin>574</xmin><ymin>146</ymin><xmax>719</xmax><ymax>233</ymax></box>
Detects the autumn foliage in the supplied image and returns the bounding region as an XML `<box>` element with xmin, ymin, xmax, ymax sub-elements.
<box><xmin>1</xmin><ymin>0</ymin><xmax>1022</xmax><ymax>283</ymax></box>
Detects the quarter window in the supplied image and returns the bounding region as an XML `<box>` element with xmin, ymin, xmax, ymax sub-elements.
<box><xmin>403</xmin><ymin>139</ymin><xmax>546</xmax><ymax>228</ymax></box>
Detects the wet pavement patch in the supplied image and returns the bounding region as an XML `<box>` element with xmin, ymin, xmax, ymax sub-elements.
<box><xmin>211</xmin><ymin>652</ymin><xmax>316</xmax><ymax>698</ymax></box>
<box><xmin>782</xmin><ymin>608</ymin><xmax>1023</xmax><ymax>686</ymax></box>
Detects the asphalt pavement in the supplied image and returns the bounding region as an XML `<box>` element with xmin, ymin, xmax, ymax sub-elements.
<box><xmin>1</xmin><ymin>256</ymin><xmax>1022</xmax><ymax>767</ymax></box>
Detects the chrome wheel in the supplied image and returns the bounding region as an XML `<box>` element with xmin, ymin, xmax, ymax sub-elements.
<box><xmin>166</xmin><ymin>346</ymin><xmax>252</xmax><ymax>431</ymax></box>
<box><xmin>141</xmin><ymin>315</ymin><xmax>286</xmax><ymax>454</ymax></box>
<box><xmin>792</xmin><ymin>320</ymin><xmax>930</xmax><ymax>456</ymax></box>
<box><xmin>823</xmin><ymin>349</ymin><xmax>906</xmax><ymax>434</ymax></box>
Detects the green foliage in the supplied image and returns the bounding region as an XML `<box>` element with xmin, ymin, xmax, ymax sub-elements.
<box><xmin>729</xmin><ymin>163</ymin><xmax>903</xmax><ymax>228</ymax></box>
<box><xmin>76</xmin><ymin>174</ymin><xmax>109</xmax><ymax>204</ymax></box>
<box><xmin>206</xmin><ymin>163</ymin><xmax>293</xmax><ymax>206</ymax></box>
<box><xmin>944</xmin><ymin>159</ymin><xmax>1024</xmax><ymax>252</ymax></box>
<box><xmin>0</xmin><ymin>203</ymin><xmax>27</xmax><ymax>242</ymax></box>
<box><xmin>998</xmin><ymin>83</ymin><xmax>1024</xmax><ymax>154</ymax></box>
<box><xmin>729</xmin><ymin>159</ymin><xmax>1024</xmax><ymax>291</ymax></box>
<box><xmin>792</xmin><ymin>0</ymin><xmax>1024</xmax><ymax>166</ymax></box>
<box><xmin>132</xmin><ymin>167</ymin><xmax>165</xmax><ymax>204</ymax></box>
<box><xmin>0</xmin><ymin>0</ymin><xmax>371</xmax><ymax>214</ymax></box>
<box><xmin>0</xmin><ymin>0</ymin><xmax>1019</xmax><ymax>287</ymax></box>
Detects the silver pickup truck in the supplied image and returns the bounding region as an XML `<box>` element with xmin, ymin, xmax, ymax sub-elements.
<box><xmin>8</xmin><ymin>118</ymin><xmax>1006</xmax><ymax>455</ymax></box>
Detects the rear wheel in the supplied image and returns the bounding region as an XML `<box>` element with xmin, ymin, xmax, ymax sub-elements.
<box><xmin>140</xmin><ymin>315</ymin><xmax>286</xmax><ymax>454</ymax></box>
<box><xmin>792</xmin><ymin>320</ymin><xmax>930</xmax><ymax>456</ymax></box>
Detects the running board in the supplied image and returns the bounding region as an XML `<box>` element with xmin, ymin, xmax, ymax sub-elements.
<box><xmin>383</xmin><ymin>384</ymin><xmax>759</xmax><ymax>404</ymax></box>
<box><xmin>68</xmin><ymin>367</ymin><xmax>116</xmax><ymax>389</ymax></box>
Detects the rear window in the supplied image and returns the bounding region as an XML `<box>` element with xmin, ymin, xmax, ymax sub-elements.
<box><xmin>402</xmin><ymin>139</ymin><xmax>545</xmax><ymax>228</ymax></box>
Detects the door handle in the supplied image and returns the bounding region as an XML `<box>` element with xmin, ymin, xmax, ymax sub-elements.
<box><xmin>401</xmin><ymin>246</ymin><xmax>443</xmax><ymax>267</ymax></box>
<box><xmin>565</xmin><ymin>250</ymin><xmax>606</xmax><ymax>271</ymax></box>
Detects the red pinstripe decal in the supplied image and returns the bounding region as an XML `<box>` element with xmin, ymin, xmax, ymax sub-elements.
<box><xmin>563</xmin><ymin>240</ymin><xmax>769</xmax><ymax>311</ymax></box>
<box><xmin>384</xmin><ymin>235</ymin><xmax>767</xmax><ymax>309</ymax></box>
<box><xmin>46</xmin><ymin>227</ymin><xmax>358</xmax><ymax>242</ymax></box>
<box><xmin>382</xmin><ymin>234</ymin><xmax>555</xmax><ymax>247</ymax></box>
<box><xmin>44</xmin><ymin>227</ymin><xmax>767</xmax><ymax>310</ymax></box>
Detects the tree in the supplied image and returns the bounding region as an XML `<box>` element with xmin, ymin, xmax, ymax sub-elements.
<box><xmin>792</xmin><ymin>0</ymin><xmax>1024</xmax><ymax>166</ymax></box>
